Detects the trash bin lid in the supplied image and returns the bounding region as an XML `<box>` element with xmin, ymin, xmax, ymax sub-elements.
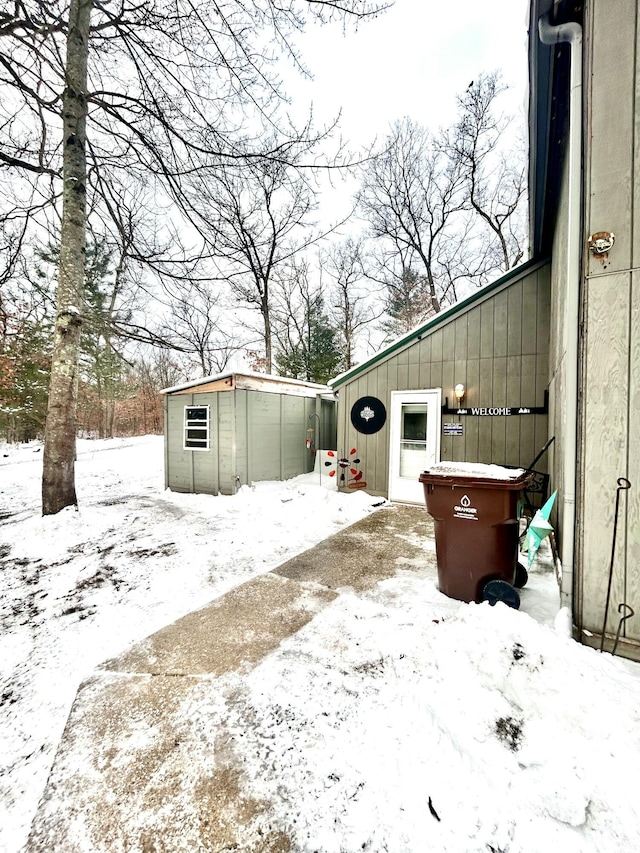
<box><xmin>419</xmin><ymin>461</ymin><xmax>532</xmax><ymax>490</ymax></box>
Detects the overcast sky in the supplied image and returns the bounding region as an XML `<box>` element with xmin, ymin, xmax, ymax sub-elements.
<box><xmin>280</xmin><ymin>0</ymin><xmax>530</xmax><ymax>226</ymax></box>
<box><xmin>286</xmin><ymin>0</ymin><xmax>530</xmax><ymax>148</ymax></box>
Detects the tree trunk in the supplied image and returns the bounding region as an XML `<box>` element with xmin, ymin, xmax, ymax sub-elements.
<box><xmin>105</xmin><ymin>398</ymin><xmax>115</xmax><ymax>438</ymax></box>
<box><xmin>42</xmin><ymin>0</ymin><xmax>92</xmax><ymax>515</ymax></box>
<box><xmin>263</xmin><ymin>296</ymin><xmax>272</xmax><ymax>373</ymax></box>
<box><xmin>426</xmin><ymin>269</ymin><xmax>441</xmax><ymax>315</ymax></box>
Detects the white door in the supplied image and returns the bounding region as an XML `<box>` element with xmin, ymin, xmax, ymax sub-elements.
<box><xmin>388</xmin><ymin>389</ymin><xmax>441</xmax><ymax>503</ymax></box>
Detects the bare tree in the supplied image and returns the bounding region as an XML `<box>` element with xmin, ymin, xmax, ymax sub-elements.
<box><xmin>127</xmin><ymin>350</ymin><xmax>183</xmax><ymax>434</ymax></box>
<box><xmin>0</xmin><ymin>219</ymin><xmax>30</xmax><ymax>294</ymax></box>
<box><xmin>158</xmin><ymin>279</ymin><xmax>243</xmax><ymax>377</ymax></box>
<box><xmin>0</xmin><ymin>0</ymin><xmax>389</xmax><ymax>513</ymax></box>
<box><xmin>321</xmin><ymin>237</ymin><xmax>382</xmax><ymax>369</ymax></box>
<box><xmin>134</xmin><ymin>349</ymin><xmax>183</xmax><ymax>397</ymax></box>
<box><xmin>193</xmin><ymin>156</ymin><xmax>321</xmax><ymax>372</ymax></box>
<box><xmin>444</xmin><ymin>72</ymin><xmax>526</xmax><ymax>272</ymax></box>
<box><xmin>357</xmin><ymin>117</ymin><xmax>468</xmax><ymax>317</ymax></box>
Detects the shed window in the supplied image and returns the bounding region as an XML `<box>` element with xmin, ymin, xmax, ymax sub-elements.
<box><xmin>184</xmin><ymin>405</ymin><xmax>210</xmax><ymax>450</ymax></box>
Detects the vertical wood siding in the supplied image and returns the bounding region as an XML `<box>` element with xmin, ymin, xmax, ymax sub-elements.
<box><xmin>165</xmin><ymin>395</ymin><xmax>194</xmax><ymax>493</ymax></box>
<box><xmin>166</xmin><ymin>388</ymin><xmax>326</xmax><ymax>496</ymax></box>
<box><xmin>336</xmin><ymin>264</ymin><xmax>551</xmax><ymax>497</ymax></box>
<box><xmin>577</xmin><ymin>0</ymin><xmax>640</xmax><ymax>650</ymax></box>
<box><xmin>247</xmin><ymin>391</ymin><xmax>281</xmax><ymax>482</ymax></box>
<box><xmin>217</xmin><ymin>391</ymin><xmax>236</xmax><ymax>493</ymax></box>
<box><xmin>193</xmin><ymin>393</ymin><xmax>218</xmax><ymax>495</ymax></box>
<box><xmin>280</xmin><ymin>396</ymin><xmax>313</xmax><ymax>480</ymax></box>
<box><xmin>165</xmin><ymin>393</ymin><xmax>218</xmax><ymax>494</ymax></box>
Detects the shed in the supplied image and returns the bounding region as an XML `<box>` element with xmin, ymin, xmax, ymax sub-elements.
<box><xmin>330</xmin><ymin>259</ymin><xmax>551</xmax><ymax>504</ymax></box>
<box><xmin>162</xmin><ymin>372</ymin><xmax>336</xmax><ymax>495</ymax></box>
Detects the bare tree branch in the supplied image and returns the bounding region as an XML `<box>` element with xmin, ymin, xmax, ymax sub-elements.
<box><xmin>442</xmin><ymin>71</ymin><xmax>526</xmax><ymax>272</ymax></box>
<box><xmin>0</xmin><ymin>0</ymin><xmax>390</xmax><ymax>512</ymax></box>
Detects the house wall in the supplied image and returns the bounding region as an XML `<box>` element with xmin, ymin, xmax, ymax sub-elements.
<box><xmin>165</xmin><ymin>388</ymin><xmax>321</xmax><ymax>495</ymax></box>
<box><xmin>335</xmin><ymin>263</ymin><xmax>551</xmax><ymax>498</ymax></box>
<box><xmin>547</xmin><ymin>147</ymin><xmax>570</xmax><ymax>599</ymax></box>
<box><xmin>575</xmin><ymin>0</ymin><xmax>640</xmax><ymax>654</ymax></box>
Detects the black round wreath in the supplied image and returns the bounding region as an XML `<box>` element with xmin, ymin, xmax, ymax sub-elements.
<box><xmin>350</xmin><ymin>396</ymin><xmax>387</xmax><ymax>434</ymax></box>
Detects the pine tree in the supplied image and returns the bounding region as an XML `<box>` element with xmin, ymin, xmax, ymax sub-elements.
<box><xmin>37</xmin><ymin>240</ymin><xmax>130</xmax><ymax>438</ymax></box>
<box><xmin>0</xmin><ymin>305</ymin><xmax>52</xmax><ymax>442</ymax></box>
<box><xmin>276</xmin><ymin>295</ymin><xmax>342</xmax><ymax>385</ymax></box>
<box><xmin>380</xmin><ymin>267</ymin><xmax>434</xmax><ymax>341</ymax></box>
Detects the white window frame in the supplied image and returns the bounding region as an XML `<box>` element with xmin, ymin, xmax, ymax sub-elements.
<box><xmin>184</xmin><ymin>405</ymin><xmax>210</xmax><ymax>451</ymax></box>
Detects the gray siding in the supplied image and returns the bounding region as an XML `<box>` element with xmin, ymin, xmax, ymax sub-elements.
<box><xmin>165</xmin><ymin>386</ymin><xmax>325</xmax><ymax>496</ymax></box>
<box><xmin>574</xmin><ymin>0</ymin><xmax>640</xmax><ymax>651</ymax></box>
<box><xmin>336</xmin><ymin>263</ymin><xmax>550</xmax><ymax>498</ymax></box>
<box><xmin>280</xmin><ymin>395</ymin><xmax>310</xmax><ymax>480</ymax></box>
<box><xmin>165</xmin><ymin>393</ymin><xmax>214</xmax><ymax>494</ymax></box>
<box><xmin>547</xmin><ymin>146</ymin><xmax>570</xmax><ymax>570</ymax></box>
<box><xmin>231</xmin><ymin>390</ymin><xmax>246</xmax><ymax>490</ymax></box>
<box><xmin>247</xmin><ymin>391</ymin><xmax>281</xmax><ymax>482</ymax></box>
<box><xmin>192</xmin><ymin>393</ymin><xmax>218</xmax><ymax>495</ymax></box>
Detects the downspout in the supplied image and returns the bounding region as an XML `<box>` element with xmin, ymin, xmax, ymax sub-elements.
<box><xmin>538</xmin><ymin>13</ymin><xmax>583</xmax><ymax>612</ymax></box>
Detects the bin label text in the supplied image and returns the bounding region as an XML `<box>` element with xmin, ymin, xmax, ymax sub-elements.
<box><xmin>454</xmin><ymin>494</ymin><xmax>478</xmax><ymax>520</ymax></box>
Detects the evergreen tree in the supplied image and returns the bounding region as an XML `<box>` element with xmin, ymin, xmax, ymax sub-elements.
<box><xmin>276</xmin><ymin>295</ymin><xmax>342</xmax><ymax>385</ymax></box>
<box><xmin>0</xmin><ymin>302</ymin><xmax>52</xmax><ymax>442</ymax></box>
<box><xmin>37</xmin><ymin>239</ymin><xmax>130</xmax><ymax>438</ymax></box>
<box><xmin>81</xmin><ymin>241</ymin><xmax>129</xmax><ymax>438</ymax></box>
<box><xmin>380</xmin><ymin>267</ymin><xmax>434</xmax><ymax>341</ymax></box>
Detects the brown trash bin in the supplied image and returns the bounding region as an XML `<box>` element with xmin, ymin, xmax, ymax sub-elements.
<box><xmin>419</xmin><ymin>464</ymin><xmax>532</xmax><ymax>605</ymax></box>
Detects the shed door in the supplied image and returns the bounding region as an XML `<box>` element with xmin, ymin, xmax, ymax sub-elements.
<box><xmin>388</xmin><ymin>390</ymin><xmax>441</xmax><ymax>503</ymax></box>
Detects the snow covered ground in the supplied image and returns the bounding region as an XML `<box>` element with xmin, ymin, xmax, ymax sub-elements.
<box><xmin>1</xmin><ymin>435</ymin><xmax>640</xmax><ymax>852</ymax></box>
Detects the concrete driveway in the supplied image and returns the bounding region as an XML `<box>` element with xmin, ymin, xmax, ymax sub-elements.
<box><xmin>26</xmin><ymin>504</ymin><xmax>437</xmax><ymax>852</ymax></box>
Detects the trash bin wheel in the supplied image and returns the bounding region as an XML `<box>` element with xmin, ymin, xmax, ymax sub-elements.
<box><xmin>482</xmin><ymin>579</ymin><xmax>521</xmax><ymax>610</ymax></box>
<box><xmin>514</xmin><ymin>562</ymin><xmax>529</xmax><ymax>589</ymax></box>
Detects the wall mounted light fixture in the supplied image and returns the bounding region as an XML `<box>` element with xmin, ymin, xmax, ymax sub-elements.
<box><xmin>454</xmin><ymin>383</ymin><xmax>465</xmax><ymax>404</ymax></box>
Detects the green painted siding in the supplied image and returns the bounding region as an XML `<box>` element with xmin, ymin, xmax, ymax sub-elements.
<box><xmin>247</xmin><ymin>392</ymin><xmax>281</xmax><ymax>482</ymax></box>
<box><xmin>336</xmin><ymin>263</ymin><xmax>551</xmax><ymax>498</ymax></box>
<box><xmin>192</xmin><ymin>393</ymin><xmax>218</xmax><ymax>495</ymax></box>
<box><xmin>222</xmin><ymin>390</ymin><xmax>240</xmax><ymax>491</ymax></box>
<box><xmin>165</xmin><ymin>386</ymin><xmax>330</xmax><ymax>495</ymax></box>
<box><xmin>280</xmin><ymin>395</ymin><xmax>311</xmax><ymax>480</ymax></box>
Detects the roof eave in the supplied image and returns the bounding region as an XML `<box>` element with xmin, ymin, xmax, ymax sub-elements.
<box><xmin>528</xmin><ymin>0</ymin><xmax>556</xmax><ymax>258</ymax></box>
<box><xmin>329</xmin><ymin>258</ymin><xmax>547</xmax><ymax>390</ymax></box>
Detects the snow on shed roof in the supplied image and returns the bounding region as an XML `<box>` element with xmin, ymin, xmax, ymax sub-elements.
<box><xmin>160</xmin><ymin>370</ymin><xmax>333</xmax><ymax>397</ymax></box>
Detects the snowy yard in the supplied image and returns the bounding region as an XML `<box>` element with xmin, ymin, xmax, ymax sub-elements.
<box><xmin>2</xmin><ymin>436</ymin><xmax>640</xmax><ymax>852</ymax></box>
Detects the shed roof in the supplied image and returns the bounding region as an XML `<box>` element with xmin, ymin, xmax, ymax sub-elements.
<box><xmin>161</xmin><ymin>371</ymin><xmax>332</xmax><ymax>398</ymax></box>
<box><xmin>329</xmin><ymin>257</ymin><xmax>547</xmax><ymax>390</ymax></box>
